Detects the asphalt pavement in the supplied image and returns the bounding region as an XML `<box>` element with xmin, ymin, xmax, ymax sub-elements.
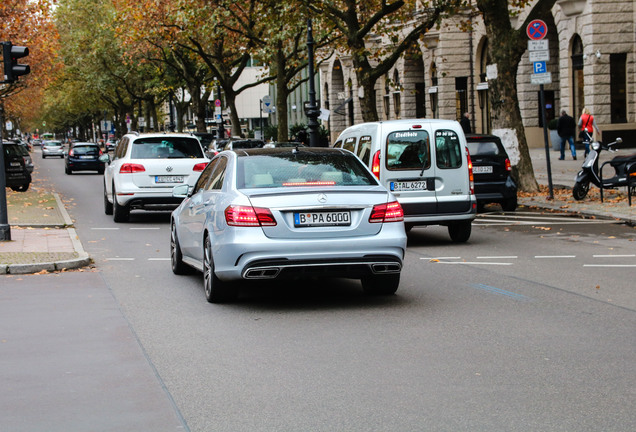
<box><xmin>1</xmin><ymin>146</ymin><xmax>635</xmax><ymax>274</ymax></box>
<box><xmin>0</xmin><ymin>144</ymin><xmax>634</xmax><ymax>431</ymax></box>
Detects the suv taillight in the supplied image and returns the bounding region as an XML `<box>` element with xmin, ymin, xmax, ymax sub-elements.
<box><xmin>505</xmin><ymin>158</ymin><xmax>511</xmax><ymax>171</ymax></box>
<box><xmin>371</xmin><ymin>150</ymin><xmax>381</xmax><ymax>179</ymax></box>
<box><xmin>225</xmin><ymin>205</ymin><xmax>277</xmax><ymax>227</ymax></box>
<box><xmin>68</xmin><ymin>149</ymin><xmax>74</xmax><ymax>157</ymax></box>
<box><xmin>369</xmin><ymin>201</ymin><xmax>404</xmax><ymax>223</ymax></box>
<box><xmin>193</xmin><ymin>162</ymin><xmax>208</xmax><ymax>172</ymax></box>
<box><xmin>120</xmin><ymin>163</ymin><xmax>146</xmax><ymax>173</ymax></box>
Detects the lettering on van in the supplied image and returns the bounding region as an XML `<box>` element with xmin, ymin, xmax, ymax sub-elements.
<box><xmin>394</xmin><ymin>132</ymin><xmax>418</xmax><ymax>138</ymax></box>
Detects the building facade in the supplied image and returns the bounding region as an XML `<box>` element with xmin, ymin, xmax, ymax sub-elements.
<box><xmin>318</xmin><ymin>0</ymin><xmax>635</xmax><ymax>157</ymax></box>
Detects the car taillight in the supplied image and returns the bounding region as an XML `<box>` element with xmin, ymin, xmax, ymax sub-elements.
<box><xmin>505</xmin><ymin>158</ymin><xmax>511</xmax><ymax>171</ymax></box>
<box><xmin>225</xmin><ymin>205</ymin><xmax>277</xmax><ymax>227</ymax></box>
<box><xmin>193</xmin><ymin>162</ymin><xmax>208</xmax><ymax>172</ymax></box>
<box><xmin>99</xmin><ymin>149</ymin><xmax>103</xmax><ymax>156</ymax></box>
<box><xmin>466</xmin><ymin>147</ymin><xmax>474</xmax><ymax>195</ymax></box>
<box><xmin>371</xmin><ymin>150</ymin><xmax>381</xmax><ymax>179</ymax></box>
<box><xmin>68</xmin><ymin>149</ymin><xmax>74</xmax><ymax>157</ymax></box>
<box><xmin>119</xmin><ymin>163</ymin><xmax>146</xmax><ymax>173</ymax></box>
<box><xmin>369</xmin><ymin>201</ymin><xmax>404</xmax><ymax>223</ymax></box>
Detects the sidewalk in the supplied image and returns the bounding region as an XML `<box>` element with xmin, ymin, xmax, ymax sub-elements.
<box><xmin>0</xmin><ymin>185</ymin><xmax>90</xmax><ymax>274</ymax></box>
<box><xmin>1</xmin><ymin>146</ymin><xmax>635</xmax><ymax>275</ymax></box>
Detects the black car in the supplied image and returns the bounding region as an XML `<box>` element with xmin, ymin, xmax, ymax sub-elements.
<box><xmin>222</xmin><ymin>139</ymin><xmax>265</xmax><ymax>151</ymax></box>
<box><xmin>3</xmin><ymin>141</ymin><xmax>32</xmax><ymax>192</ymax></box>
<box><xmin>65</xmin><ymin>142</ymin><xmax>105</xmax><ymax>174</ymax></box>
<box><xmin>465</xmin><ymin>134</ymin><xmax>517</xmax><ymax>211</ymax></box>
<box><xmin>191</xmin><ymin>132</ymin><xmax>216</xmax><ymax>151</ymax></box>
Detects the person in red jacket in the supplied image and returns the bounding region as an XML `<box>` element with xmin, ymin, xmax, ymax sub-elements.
<box><xmin>578</xmin><ymin>107</ymin><xmax>601</xmax><ymax>157</ymax></box>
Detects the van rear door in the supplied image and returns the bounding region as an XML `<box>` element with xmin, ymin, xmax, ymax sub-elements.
<box><xmin>433</xmin><ymin>129</ymin><xmax>473</xmax><ymax>214</ymax></box>
<box><xmin>382</xmin><ymin>128</ymin><xmax>438</xmax><ymax>216</ymax></box>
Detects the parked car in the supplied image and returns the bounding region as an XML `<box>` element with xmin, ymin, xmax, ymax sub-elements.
<box><xmin>263</xmin><ymin>141</ymin><xmax>304</xmax><ymax>148</ymax></box>
<box><xmin>100</xmin><ymin>132</ymin><xmax>209</xmax><ymax>222</ymax></box>
<box><xmin>334</xmin><ymin>119</ymin><xmax>476</xmax><ymax>242</ymax></box>
<box><xmin>170</xmin><ymin>147</ymin><xmax>407</xmax><ymax>303</ymax></box>
<box><xmin>3</xmin><ymin>141</ymin><xmax>32</xmax><ymax>192</ymax></box>
<box><xmin>465</xmin><ymin>134</ymin><xmax>518</xmax><ymax>211</ymax></box>
<box><xmin>65</xmin><ymin>142</ymin><xmax>105</xmax><ymax>175</ymax></box>
<box><xmin>41</xmin><ymin>140</ymin><xmax>65</xmax><ymax>158</ymax></box>
<box><xmin>4</xmin><ymin>140</ymin><xmax>33</xmax><ymax>172</ymax></box>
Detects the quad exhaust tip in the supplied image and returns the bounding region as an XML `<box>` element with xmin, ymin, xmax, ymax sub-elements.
<box><xmin>244</xmin><ymin>268</ymin><xmax>280</xmax><ymax>279</ymax></box>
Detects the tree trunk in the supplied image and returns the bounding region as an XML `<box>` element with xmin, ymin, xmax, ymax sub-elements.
<box><xmin>276</xmin><ymin>48</ymin><xmax>290</xmax><ymax>142</ymax></box>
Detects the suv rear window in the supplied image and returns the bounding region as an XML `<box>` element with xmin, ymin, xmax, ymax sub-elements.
<box><xmin>237</xmin><ymin>151</ymin><xmax>377</xmax><ymax>189</ymax></box>
<box><xmin>386</xmin><ymin>130</ymin><xmax>430</xmax><ymax>170</ymax></box>
<box><xmin>131</xmin><ymin>137</ymin><xmax>203</xmax><ymax>159</ymax></box>
<box><xmin>72</xmin><ymin>145</ymin><xmax>100</xmax><ymax>155</ymax></box>
<box><xmin>466</xmin><ymin>140</ymin><xmax>501</xmax><ymax>156</ymax></box>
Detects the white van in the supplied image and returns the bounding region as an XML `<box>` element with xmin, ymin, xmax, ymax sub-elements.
<box><xmin>334</xmin><ymin>119</ymin><xmax>476</xmax><ymax>242</ymax></box>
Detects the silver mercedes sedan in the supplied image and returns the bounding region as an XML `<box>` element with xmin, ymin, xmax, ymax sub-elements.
<box><xmin>170</xmin><ymin>147</ymin><xmax>407</xmax><ymax>303</ymax></box>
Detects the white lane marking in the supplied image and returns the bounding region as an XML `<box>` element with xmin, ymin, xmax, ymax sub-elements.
<box><xmin>535</xmin><ymin>255</ymin><xmax>576</xmax><ymax>259</ymax></box>
<box><xmin>593</xmin><ymin>254</ymin><xmax>636</xmax><ymax>258</ymax></box>
<box><xmin>583</xmin><ymin>264</ymin><xmax>636</xmax><ymax>268</ymax></box>
<box><xmin>420</xmin><ymin>256</ymin><xmax>461</xmax><ymax>260</ymax></box>
<box><xmin>148</xmin><ymin>258</ymin><xmax>170</xmax><ymax>261</ymax></box>
<box><xmin>105</xmin><ymin>258</ymin><xmax>135</xmax><ymax>261</ymax></box>
<box><xmin>92</xmin><ymin>227</ymin><xmax>120</xmax><ymax>230</ymax></box>
<box><xmin>130</xmin><ymin>227</ymin><xmax>161</xmax><ymax>230</ymax></box>
<box><xmin>474</xmin><ymin>219</ymin><xmax>617</xmax><ymax>226</ymax></box>
<box><xmin>476</xmin><ymin>256</ymin><xmax>518</xmax><ymax>259</ymax></box>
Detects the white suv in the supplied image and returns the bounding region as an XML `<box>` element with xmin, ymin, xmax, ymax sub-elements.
<box><xmin>101</xmin><ymin>132</ymin><xmax>208</xmax><ymax>222</ymax></box>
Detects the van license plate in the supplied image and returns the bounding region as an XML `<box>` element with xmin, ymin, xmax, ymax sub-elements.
<box><xmin>390</xmin><ymin>181</ymin><xmax>427</xmax><ymax>191</ymax></box>
<box><xmin>473</xmin><ymin>166</ymin><xmax>493</xmax><ymax>174</ymax></box>
<box><xmin>294</xmin><ymin>211</ymin><xmax>351</xmax><ymax>227</ymax></box>
<box><xmin>155</xmin><ymin>175</ymin><xmax>184</xmax><ymax>183</ymax></box>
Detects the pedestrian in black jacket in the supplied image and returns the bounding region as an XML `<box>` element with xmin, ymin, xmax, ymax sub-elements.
<box><xmin>557</xmin><ymin>110</ymin><xmax>576</xmax><ymax>160</ymax></box>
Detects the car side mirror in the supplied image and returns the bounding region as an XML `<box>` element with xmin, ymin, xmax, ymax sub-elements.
<box><xmin>172</xmin><ymin>184</ymin><xmax>190</xmax><ymax>198</ymax></box>
<box><xmin>99</xmin><ymin>154</ymin><xmax>111</xmax><ymax>164</ymax></box>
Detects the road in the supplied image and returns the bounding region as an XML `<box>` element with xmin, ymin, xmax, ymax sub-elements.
<box><xmin>30</xmin><ymin>152</ymin><xmax>636</xmax><ymax>431</ymax></box>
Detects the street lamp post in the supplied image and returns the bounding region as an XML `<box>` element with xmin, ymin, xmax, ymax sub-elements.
<box><xmin>306</xmin><ymin>18</ymin><xmax>321</xmax><ymax>147</ymax></box>
<box><xmin>0</xmin><ymin>104</ymin><xmax>11</xmax><ymax>240</ymax></box>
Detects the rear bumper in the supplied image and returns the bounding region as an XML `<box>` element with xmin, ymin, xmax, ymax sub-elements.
<box><xmin>210</xmin><ymin>224</ymin><xmax>407</xmax><ymax>281</ymax></box>
<box><xmin>67</xmin><ymin>159</ymin><xmax>104</xmax><ymax>171</ymax></box>
<box><xmin>474</xmin><ymin>177</ymin><xmax>517</xmax><ymax>203</ymax></box>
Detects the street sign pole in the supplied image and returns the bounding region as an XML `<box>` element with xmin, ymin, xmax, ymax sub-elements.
<box><xmin>0</xmin><ymin>104</ymin><xmax>11</xmax><ymax>240</ymax></box>
<box><xmin>539</xmin><ymin>84</ymin><xmax>554</xmax><ymax>200</ymax></box>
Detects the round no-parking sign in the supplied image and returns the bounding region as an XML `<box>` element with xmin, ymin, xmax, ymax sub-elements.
<box><xmin>527</xmin><ymin>19</ymin><xmax>548</xmax><ymax>40</ymax></box>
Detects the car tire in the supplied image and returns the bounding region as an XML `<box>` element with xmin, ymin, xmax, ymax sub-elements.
<box><xmin>97</xmin><ymin>167</ymin><xmax>104</xmax><ymax>175</ymax></box>
<box><xmin>42</xmin><ymin>154</ymin><xmax>46</xmax><ymax>159</ymax></box>
<box><xmin>448</xmin><ymin>220</ymin><xmax>471</xmax><ymax>243</ymax></box>
<box><xmin>11</xmin><ymin>184</ymin><xmax>30</xmax><ymax>192</ymax></box>
<box><xmin>171</xmin><ymin>223</ymin><xmax>193</xmax><ymax>275</ymax></box>
<box><xmin>203</xmin><ymin>235</ymin><xmax>236</xmax><ymax>303</ymax></box>
<box><xmin>501</xmin><ymin>197</ymin><xmax>517</xmax><ymax>212</ymax></box>
<box><xmin>362</xmin><ymin>273</ymin><xmax>400</xmax><ymax>295</ymax></box>
<box><xmin>65</xmin><ymin>166</ymin><xmax>72</xmax><ymax>175</ymax></box>
<box><xmin>112</xmin><ymin>187</ymin><xmax>129</xmax><ymax>222</ymax></box>
<box><xmin>103</xmin><ymin>182</ymin><xmax>113</xmax><ymax>215</ymax></box>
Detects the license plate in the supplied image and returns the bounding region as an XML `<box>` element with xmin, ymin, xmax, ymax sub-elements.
<box><xmin>473</xmin><ymin>166</ymin><xmax>493</xmax><ymax>174</ymax></box>
<box><xmin>390</xmin><ymin>181</ymin><xmax>427</xmax><ymax>192</ymax></box>
<box><xmin>155</xmin><ymin>175</ymin><xmax>184</xmax><ymax>183</ymax></box>
<box><xmin>79</xmin><ymin>155</ymin><xmax>94</xmax><ymax>159</ymax></box>
<box><xmin>294</xmin><ymin>211</ymin><xmax>351</xmax><ymax>227</ymax></box>
<box><xmin>10</xmin><ymin>162</ymin><xmax>20</xmax><ymax>167</ymax></box>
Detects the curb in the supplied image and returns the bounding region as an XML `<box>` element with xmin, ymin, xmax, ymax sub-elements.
<box><xmin>1</xmin><ymin>193</ymin><xmax>91</xmax><ymax>275</ymax></box>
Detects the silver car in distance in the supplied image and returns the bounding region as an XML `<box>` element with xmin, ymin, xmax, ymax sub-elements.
<box><xmin>170</xmin><ymin>147</ymin><xmax>407</xmax><ymax>303</ymax></box>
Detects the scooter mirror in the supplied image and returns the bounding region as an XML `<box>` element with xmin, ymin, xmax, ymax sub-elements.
<box><xmin>616</xmin><ymin>137</ymin><xmax>622</xmax><ymax>144</ymax></box>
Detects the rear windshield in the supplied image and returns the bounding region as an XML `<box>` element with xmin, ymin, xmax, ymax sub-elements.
<box><xmin>237</xmin><ymin>152</ymin><xmax>377</xmax><ymax>189</ymax></box>
<box><xmin>467</xmin><ymin>140</ymin><xmax>501</xmax><ymax>156</ymax></box>
<box><xmin>386</xmin><ymin>130</ymin><xmax>430</xmax><ymax>170</ymax></box>
<box><xmin>4</xmin><ymin>144</ymin><xmax>26</xmax><ymax>157</ymax></box>
<box><xmin>45</xmin><ymin>141</ymin><xmax>63</xmax><ymax>147</ymax></box>
<box><xmin>131</xmin><ymin>137</ymin><xmax>203</xmax><ymax>159</ymax></box>
<box><xmin>72</xmin><ymin>145</ymin><xmax>100</xmax><ymax>155</ymax></box>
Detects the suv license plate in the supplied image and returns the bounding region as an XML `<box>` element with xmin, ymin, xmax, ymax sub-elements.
<box><xmin>473</xmin><ymin>166</ymin><xmax>493</xmax><ymax>174</ymax></box>
<box><xmin>390</xmin><ymin>181</ymin><xmax>427</xmax><ymax>192</ymax></box>
<box><xmin>155</xmin><ymin>175</ymin><xmax>184</xmax><ymax>183</ymax></box>
<box><xmin>294</xmin><ymin>211</ymin><xmax>351</xmax><ymax>227</ymax></box>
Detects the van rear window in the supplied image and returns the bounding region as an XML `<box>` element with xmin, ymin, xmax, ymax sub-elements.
<box><xmin>386</xmin><ymin>131</ymin><xmax>430</xmax><ymax>171</ymax></box>
<box><xmin>435</xmin><ymin>130</ymin><xmax>462</xmax><ymax>169</ymax></box>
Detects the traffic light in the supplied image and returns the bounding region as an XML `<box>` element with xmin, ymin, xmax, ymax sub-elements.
<box><xmin>2</xmin><ymin>42</ymin><xmax>30</xmax><ymax>83</ymax></box>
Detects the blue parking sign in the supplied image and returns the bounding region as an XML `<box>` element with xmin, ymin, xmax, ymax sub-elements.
<box><xmin>533</xmin><ymin>61</ymin><xmax>547</xmax><ymax>74</ymax></box>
